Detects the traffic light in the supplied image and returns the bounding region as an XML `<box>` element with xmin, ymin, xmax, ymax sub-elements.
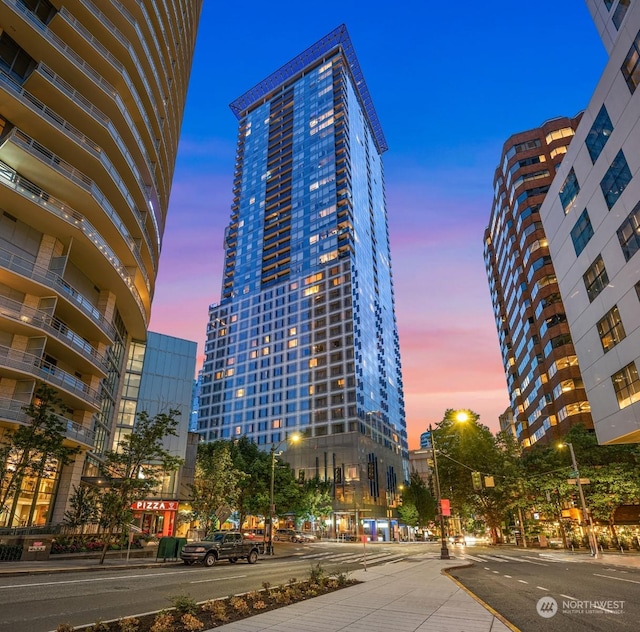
<box><xmin>471</xmin><ymin>471</ymin><xmax>482</xmax><ymax>491</ymax></box>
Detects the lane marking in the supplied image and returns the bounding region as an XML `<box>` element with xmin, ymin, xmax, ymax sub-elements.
<box><xmin>0</xmin><ymin>570</ymin><xmax>196</xmax><ymax>590</ymax></box>
<box><xmin>484</xmin><ymin>567</ymin><xmax>491</xmax><ymax>570</ymax></box>
<box><xmin>561</xmin><ymin>594</ymin><xmax>578</xmax><ymax>600</ymax></box>
<box><xmin>537</xmin><ymin>586</ymin><xmax>549</xmax><ymax>591</ymax></box>
<box><xmin>504</xmin><ymin>575</ymin><xmax>512</xmax><ymax>578</ymax></box>
<box><xmin>190</xmin><ymin>574</ymin><xmax>246</xmax><ymax>584</ymax></box>
<box><xmin>518</xmin><ymin>580</ymin><xmax>528</xmax><ymax>584</ymax></box>
<box><xmin>593</xmin><ymin>573</ymin><xmax>640</xmax><ymax>585</ymax></box>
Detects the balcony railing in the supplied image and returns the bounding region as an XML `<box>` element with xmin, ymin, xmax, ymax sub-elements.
<box><xmin>0</xmin><ymin>346</ymin><xmax>101</xmax><ymax>408</ymax></box>
<box><xmin>0</xmin><ymin>158</ymin><xmax>148</xmax><ymax>317</ymax></box>
<box><xmin>0</xmin><ymin>245</ymin><xmax>115</xmax><ymax>340</ymax></box>
<box><xmin>5</xmin><ymin>128</ymin><xmax>155</xmax><ymax>280</ymax></box>
<box><xmin>0</xmin><ymin>397</ymin><xmax>95</xmax><ymax>447</ymax></box>
<box><xmin>0</xmin><ymin>294</ymin><xmax>108</xmax><ymax>372</ymax></box>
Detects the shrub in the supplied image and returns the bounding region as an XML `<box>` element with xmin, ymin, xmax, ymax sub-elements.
<box><xmin>170</xmin><ymin>593</ymin><xmax>198</xmax><ymax>616</ymax></box>
<box><xmin>253</xmin><ymin>599</ymin><xmax>267</xmax><ymax>610</ymax></box>
<box><xmin>150</xmin><ymin>612</ymin><xmax>174</xmax><ymax>632</ymax></box>
<box><xmin>87</xmin><ymin>621</ymin><xmax>109</xmax><ymax>632</ymax></box>
<box><xmin>181</xmin><ymin>613</ymin><xmax>204</xmax><ymax>631</ymax></box>
<box><xmin>229</xmin><ymin>596</ymin><xmax>250</xmax><ymax>614</ymax></box>
<box><xmin>56</xmin><ymin>625</ymin><xmax>75</xmax><ymax>632</ymax></box>
<box><xmin>201</xmin><ymin>600</ymin><xmax>228</xmax><ymax>622</ymax></box>
<box><xmin>118</xmin><ymin>617</ymin><xmax>139</xmax><ymax>632</ymax></box>
<box><xmin>308</xmin><ymin>563</ymin><xmax>325</xmax><ymax>583</ymax></box>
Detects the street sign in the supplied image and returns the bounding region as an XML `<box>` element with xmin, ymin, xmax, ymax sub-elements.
<box><xmin>569</xmin><ymin>470</ymin><xmax>579</xmax><ymax>478</ymax></box>
<box><xmin>567</xmin><ymin>478</ymin><xmax>590</xmax><ymax>485</ymax></box>
<box><xmin>440</xmin><ymin>499</ymin><xmax>451</xmax><ymax>516</ymax></box>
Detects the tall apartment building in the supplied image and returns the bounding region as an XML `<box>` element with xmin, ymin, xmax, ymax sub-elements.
<box><xmin>483</xmin><ymin>116</ymin><xmax>594</xmax><ymax>447</ymax></box>
<box><xmin>536</xmin><ymin>1</ymin><xmax>640</xmax><ymax>444</ymax></box>
<box><xmin>0</xmin><ymin>0</ymin><xmax>202</xmax><ymax>527</ymax></box>
<box><xmin>198</xmin><ymin>25</ymin><xmax>408</xmax><ymax>539</ymax></box>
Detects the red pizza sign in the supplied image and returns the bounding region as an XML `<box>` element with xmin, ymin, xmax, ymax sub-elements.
<box><xmin>131</xmin><ymin>500</ymin><xmax>178</xmax><ymax>511</ymax></box>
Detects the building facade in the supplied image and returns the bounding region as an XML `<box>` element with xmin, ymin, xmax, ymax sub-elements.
<box><xmin>198</xmin><ymin>25</ymin><xmax>408</xmax><ymax>538</ymax></box>
<box><xmin>0</xmin><ymin>0</ymin><xmax>202</xmax><ymax>527</ymax></box>
<box><xmin>537</xmin><ymin>1</ymin><xmax>640</xmax><ymax>444</ymax></box>
<box><xmin>123</xmin><ymin>331</ymin><xmax>197</xmax><ymax>537</ymax></box>
<box><xmin>483</xmin><ymin>116</ymin><xmax>595</xmax><ymax>447</ymax></box>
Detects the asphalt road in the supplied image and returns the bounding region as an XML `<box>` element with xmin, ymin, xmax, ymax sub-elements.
<box><xmin>449</xmin><ymin>547</ymin><xmax>640</xmax><ymax>631</ymax></box>
<box><xmin>0</xmin><ymin>541</ymin><xmax>412</xmax><ymax>632</ymax></box>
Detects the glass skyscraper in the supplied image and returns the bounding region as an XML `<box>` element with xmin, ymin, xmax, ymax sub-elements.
<box><xmin>198</xmin><ymin>25</ymin><xmax>408</xmax><ymax>538</ymax></box>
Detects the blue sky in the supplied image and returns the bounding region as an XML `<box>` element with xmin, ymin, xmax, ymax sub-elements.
<box><xmin>149</xmin><ymin>0</ymin><xmax>607</xmax><ymax>445</ymax></box>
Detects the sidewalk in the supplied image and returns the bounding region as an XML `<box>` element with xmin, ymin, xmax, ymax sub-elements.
<box><xmin>206</xmin><ymin>556</ymin><xmax>515</xmax><ymax>632</ymax></box>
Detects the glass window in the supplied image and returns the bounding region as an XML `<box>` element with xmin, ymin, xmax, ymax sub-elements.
<box><xmin>604</xmin><ymin>0</ymin><xmax>614</xmax><ymax>9</ymax></box>
<box><xmin>613</xmin><ymin>0</ymin><xmax>630</xmax><ymax>30</ymax></box>
<box><xmin>600</xmin><ymin>150</ymin><xmax>632</xmax><ymax>210</ymax></box>
<box><xmin>617</xmin><ymin>200</ymin><xmax>640</xmax><ymax>261</ymax></box>
<box><xmin>585</xmin><ymin>105</ymin><xmax>613</xmax><ymax>164</ymax></box>
<box><xmin>597</xmin><ymin>306</ymin><xmax>626</xmax><ymax>353</ymax></box>
<box><xmin>570</xmin><ymin>209</ymin><xmax>594</xmax><ymax>256</ymax></box>
<box><xmin>612</xmin><ymin>362</ymin><xmax>640</xmax><ymax>408</ymax></box>
<box><xmin>621</xmin><ymin>30</ymin><xmax>640</xmax><ymax>94</ymax></box>
<box><xmin>583</xmin><ymin>255</ymin><xmax>609</xmax><ymax>302</ymax></box>
<box><xmin>559</xmin><ymin>168</ymin><xmax>580</xmax><ymax>213</ymax></box>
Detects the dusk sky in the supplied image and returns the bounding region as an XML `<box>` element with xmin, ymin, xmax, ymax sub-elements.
<box><xmin>148</xmin><ymin>0</ymin><xmax>608</xmax><ymax>448</ymax></box>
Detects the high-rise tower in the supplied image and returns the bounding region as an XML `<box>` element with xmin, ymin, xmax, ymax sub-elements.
<box><xmin>0</xmin><ymin>0</ymin><xmax>202</xmax><ymax>527</ymax></box>
<box><xmin>198</xmin><ymin>25</ymin><xmax>408</xmax><ymax>538</ymax></box>
<box><xmin>483</xmin><ymin>116</ymin><xmax>594</xmax><ymax>447</ymax></box>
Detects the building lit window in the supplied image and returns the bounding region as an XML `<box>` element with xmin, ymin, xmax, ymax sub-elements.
<box><xmin>583</xmin><ymin>255</ymin><xmax>609</xmax><ymax>302</ymax></box>
<box><xmin>585</xmin><ymin>105</ymin><xmax>613</xmax><ymax>163</ymax></box>
<box><xmin>600</xmin><ymin>150</ymin><xmax>632</xmax><ymax>210</ymax></box>
<box><xmin>550</xmin><ymin>146</ymin><xmax>567</xmax><ymax>159</ymax></box>
<box><xmin>559</xmin><ymin>168</ymin><xmax>580</xmax><ymax>213</ymax></box>
<box><xmin>236</xmin><ymin>388</ymin><xmax>245</xmax><ymax>397</ymax></box>
<box><xmin>622</xmin><ymin>30</ymin><xmax>640</xmax><ymax>93</ymax></box>
<box><xmin>288</xmin><ymin>339</ymin><xmax>298</xmax><ymax>348</ymax></box>
<box><xmin>612</xmin><ymin>362</ymin><xmax>640</xmax><ymax>408</ymax></box>
<box><xmin>617</xmin><ymin>200</ymin><xmax>640</xmax><ymax>261</ymax></box>
<box><xmin>545</xmin><ymin>127</ymin><xmax>574</xmax><ymax>144</ymax></box>
<box><xmin>597</xmin><ymin>305</ymin><xmax>626</xmax><ymax>353</ymax></box>
<box><xmin>570</xmin><ymin>209</ymin><xmax>594</xmax><ymax>256</ymax></box>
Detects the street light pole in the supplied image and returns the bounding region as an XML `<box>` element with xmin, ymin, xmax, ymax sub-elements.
<box><xmin>564</xmin><ymin>441</ymin><xmax>600</xmax><ymax>559</ymax></box>
<box><xmin>430</xmin><ymin>423</ymin><xmax>450</xmax><ymax>560</ymax></box>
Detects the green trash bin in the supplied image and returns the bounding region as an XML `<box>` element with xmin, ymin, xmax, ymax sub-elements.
<box><xmin>175</xmin><ymin>537</ymin><xmax>187</xmax><ymax>558</ymax></box>
<box><xmin>157</xmin><ymin>536</ymin><xmax>177</xmax><ymax>561</ymax></box>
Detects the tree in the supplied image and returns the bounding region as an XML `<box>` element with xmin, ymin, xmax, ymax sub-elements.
<box><xmin>400</xmin><ymin>471</ymin><xmax>436</xmax><ymax>528</ymax></box>
<box><xmin>63</xmin><ymin>484</ymin><xmax>99</xmax><ymax>534</ymax></box>
<box><xmin>191</xmin><ymin>441</ymin><xmax>244</xmax><ymax>533</ymax></box>
<box><xmin>0</xmin><ymin>384</ymin><xmax>80</xmax><ymax>527</ymax></box>
<box><xmin>434</xmin><ymin>409</ymin><xmax>521</xmax><ymax>544</ymax></box>
<box><xmin>298</xmin><ymin>476</ymin><xmax>333</xmax><ymax>526</ymax></box>
<box><xmin>96</xmin><ymin>409</ymin><xmax>183</xmax><ymax>564</ymax></box>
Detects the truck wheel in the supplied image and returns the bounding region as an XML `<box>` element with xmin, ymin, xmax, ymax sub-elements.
<box><xmin>247</xmin><ymin>549</ymin><xmax>258</xmax><ymax>564</ymax></box>
<box><xmin>203</xmin><ymin>553</ymin><xmax>216</xmax><ymax>567</ymax></box>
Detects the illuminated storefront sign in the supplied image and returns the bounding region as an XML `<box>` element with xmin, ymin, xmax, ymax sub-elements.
<box><xmin>131</xmin><ymin>500</ymin><xmax>179</xmax><ymax>512</ymax></box>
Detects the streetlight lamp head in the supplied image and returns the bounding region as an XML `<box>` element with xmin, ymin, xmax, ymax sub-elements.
<box><xmin>289</xmin><ymin>432</ymin><xmax>302</xmax><ymax>443</ymax></box>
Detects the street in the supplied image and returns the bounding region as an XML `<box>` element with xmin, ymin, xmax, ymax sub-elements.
<box><xmin>0</xmin><ymin>541</ymin><xmax>414</xmax><ymax>632</ymax></box>
<box><xmin>449</xmin><ymin>546</ymin><xmax>640</xmax><ymax>631</ymax></box>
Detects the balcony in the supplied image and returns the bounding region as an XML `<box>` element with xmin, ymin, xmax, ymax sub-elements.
<box><xmin>0</xmin><ymin>246</ymin><xmax>115</xmax><ymax>342</ymax></box>
<box><xmin>0</xmin><ymin>128</ymin><xmax>155</xmax><ymax>280</ymax></box>
<box><xmin>0</xmin><ymin>159</ymin><xmax>149</xmax><ymax>319</ymax></box>
<box><xmin>0</xmin><ymin>294</ymin><xmax>108</xmax><ymax>375</ymax></box>
<box><xmin>0</xmin><ymin>345</ymin><xmax>101</xmax><ymax>409</ymax></box>
<box><xmin>0</xmin><ymin>397</ymin><xmax>95</xmax><ymax>449</ymax></box>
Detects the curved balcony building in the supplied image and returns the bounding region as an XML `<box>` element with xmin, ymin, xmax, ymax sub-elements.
<box><xmin>483</xmin><ymin>115</ymin><xmax>595</xmax><ymax>447</ymax></box>
<box><xmin>0</xmin><ymin>0</ymin><xmax>202</xmax><ymax>527</ymax></box>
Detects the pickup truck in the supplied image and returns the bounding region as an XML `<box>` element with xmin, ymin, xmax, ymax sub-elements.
<box><xmin>180</xmin><ymin>531</ymin><xmax>261</xmax><ymax>567</ymax></box>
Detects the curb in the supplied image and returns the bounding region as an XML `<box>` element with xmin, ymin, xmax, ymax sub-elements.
<box><xmin>442</xmin><ymin>565</ymin><xmax>521</xmax><ymax>632</ymax></box>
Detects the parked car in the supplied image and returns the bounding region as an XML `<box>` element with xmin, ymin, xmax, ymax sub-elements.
<box><xmin>274</xmin><ymin>528</ymin><xmax>299</xmax><ymax>542</ymax></box>
<box><xmin>295</xmin><ymin>531</ymin><xmax>317</xmax><ymax>542</ymax></box>
<box><xmin>180</xmin><ymin>531</ymin><xmax>261</xmax><ymax>567</ymax></box>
